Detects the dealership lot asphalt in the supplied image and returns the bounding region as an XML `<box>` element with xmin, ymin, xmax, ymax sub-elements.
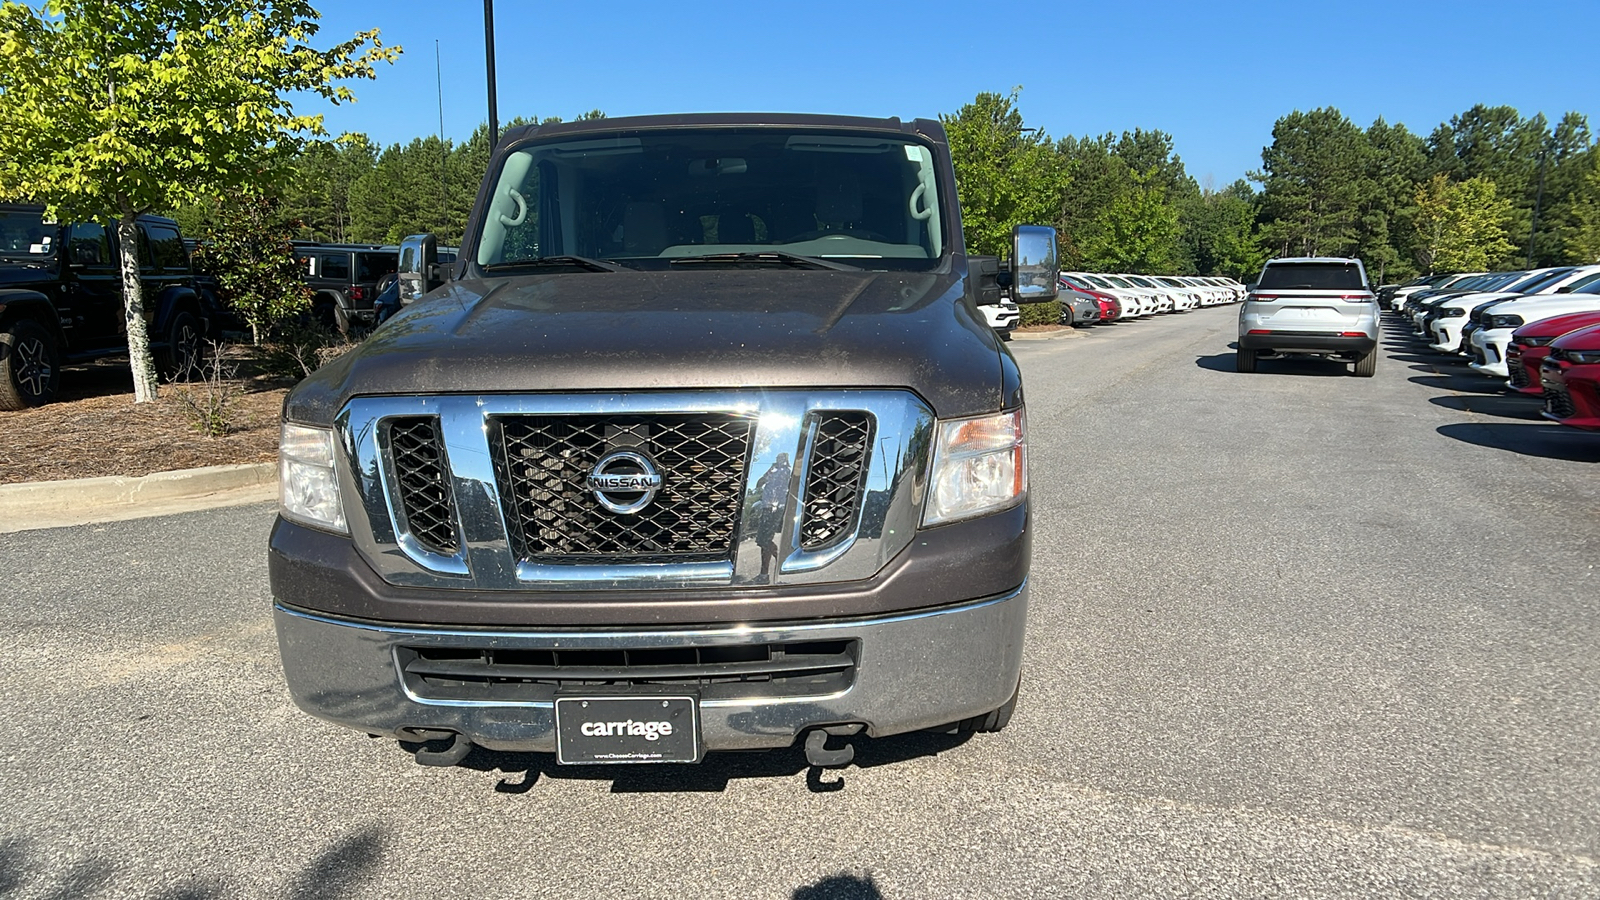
<box><xmin>2</xmin><ymin>306</ymin><xmax>1596</xmax><ymax>899</ymax></box>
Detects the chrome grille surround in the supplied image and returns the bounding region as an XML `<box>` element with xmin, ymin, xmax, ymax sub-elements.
<box><xmin>335</xmin><ymin>391</ymin><xmax>935</xmax><ymax>591</ymax></box>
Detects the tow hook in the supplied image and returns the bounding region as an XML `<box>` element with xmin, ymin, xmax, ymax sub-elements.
<box><xmin>412</xmin><ymin>731</ymin><xmax>474</xmax><ymax>767</ymax></box>
<box><xmin>803</xmin><ymin>726</ymin><xmax>859</xmax><ymax>768</ymax></box>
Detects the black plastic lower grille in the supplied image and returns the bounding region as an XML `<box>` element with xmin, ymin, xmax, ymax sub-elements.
<box><xmin>398</xmin><ymin>640</ymin><xmax>858</xmax><ymax>703</ymax></box>
<box><xmin>1508</xmin><ymin>354</ymin><xmax>1530</xmax><ymax>388</ymax></box>
<box><xmin>1547</xmin><ymin>388</ymin><xmax>1576</xmax><ymax>419</ymax></box>
<box><xmin>386</xmin><ymin>417</ymin><xmax>459</xmax><ymax>555</ymax></box>
<box><xmin>798</xmin><ymin>412</ymin><xmax>873</xmax><ymax>550</ymax></box>
<box><xmin>494</xmin><ymin>414</ymin><xmax>753</xmax><ymax>564</ymax></box>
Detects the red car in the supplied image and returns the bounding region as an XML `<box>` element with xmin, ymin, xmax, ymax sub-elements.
<box><xmin>1506</xmin><ymin>310</ymin><xmax>1600</xmax><ymax>394</ymax></box>
<box><xmin>1539</xmin><ymin>323</ymin><xmax>1600</xmax><ymax>431</ymax></box>
<box><xmin>1060</xmin><ymin>279</ymin><xmax>1121</xmax><ymax>323</ymax></box>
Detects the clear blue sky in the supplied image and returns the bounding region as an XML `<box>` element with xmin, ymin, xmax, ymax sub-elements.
<box><xmin>308</xmin><ymin>0</ymin><xmax>1600</xmax><ymax>189</ymax></box>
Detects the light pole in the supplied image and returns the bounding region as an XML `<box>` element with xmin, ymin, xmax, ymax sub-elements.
<box><xmin>484</xmin><ymin>0</ymin><xmax>499</xmax><ymax>151</ymax></box>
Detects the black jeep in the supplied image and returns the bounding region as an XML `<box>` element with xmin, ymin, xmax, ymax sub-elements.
<box><xmin>0</xmin><ymin>204</ymin><xmax>209</xmax><ymax>409</ymax></box>
<box><xmin>292</xmin><ymin>242</ymin><xmax>400</xmax><ymax>336</ymax></box>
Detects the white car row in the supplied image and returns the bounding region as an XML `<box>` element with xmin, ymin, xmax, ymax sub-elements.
<box><xmin>1396</xmin><ymin>265</ymin><xmax>1600</xmax><ymax>377</ymax></box>
<box><xmin>1059</xmin><ymin>272</ymin><xmax>1247</xmax><ymax>319</ymax></box>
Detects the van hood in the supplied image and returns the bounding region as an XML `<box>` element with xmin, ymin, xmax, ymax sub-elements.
<box><xmin>285</xmin><ymin>267</ymin><xmax>1007</xmax><ymax>424</ymax></box>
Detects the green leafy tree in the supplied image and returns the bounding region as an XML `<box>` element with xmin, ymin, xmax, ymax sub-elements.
<box><xmin>1079</xmin><ymin>168</ymin><xmax>1183</xmax><ymax>274</ymax></box>
<box><xmin>1183</xmin><ymin>180</ymin><xmax>1266</xmax><ymax>280</ymax></box>
<box><xmin>942</xmin><ymin>90</ymin><xmax>1067</xmax><ymax>257</ymax></box>
<box><xmin>1411</xmin><ymin>174</ymin><xmax>1515</xmax><ymax>272</ymax></box>
<box><xmin>1566</xmin><ymin>160</ymin><xmax>1600</xmax><ymax>263</ymax></box>
<box><xmin>1253</xmin><ymin>108</ymin><xmax>1371</xmax><ymax>258</ymax></box>
<box><xmin>0</xmin><ymin>0</ymin><xmax>397</xmax><ymax>402</ymax></box>
<box><xmin>190</xmin><ymin>190</ymin><xmax>311</xmax><ymax>343</ymax></box>
<box><xmin>283</xmin><ymin>135</ymin><xmax>378</xmax><ymax>243</ymax></box>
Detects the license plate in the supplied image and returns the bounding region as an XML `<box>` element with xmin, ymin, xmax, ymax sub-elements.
<box><xmin>1278</xmin><ymin>306</ymin><xmax>1336</xmax><ymax>321</ymax></box>
<box><xmin>554</xmin><ymin>695</ymin><xmax>701</xmax><ymax>764</ymax></box>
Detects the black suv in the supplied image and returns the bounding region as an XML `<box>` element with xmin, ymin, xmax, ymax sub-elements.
<box><xmin>0</xmin><ymin>203</ymin><xmax>209</xmax><ymax>408</ymax></box>
<box><xmin>293</xmin><ymin>243</ymin><xmax>400</xmax><ymax>335</ymax></box>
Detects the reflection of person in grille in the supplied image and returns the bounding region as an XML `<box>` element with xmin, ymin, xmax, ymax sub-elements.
<box><xmin>753</xmin><ymin>453</ymin><xmax>791</xmax><ymax>582</ymax></box>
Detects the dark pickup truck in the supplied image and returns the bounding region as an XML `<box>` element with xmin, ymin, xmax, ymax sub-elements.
<box><xmin>269</xmin><ymin>113</ymin><xmax>1058</xmax><ymax>768</ymax></box>
<box><xmin>0</xmin><ymin>204</ymin><xmax>210</xmax><ymax>408</ymax></box>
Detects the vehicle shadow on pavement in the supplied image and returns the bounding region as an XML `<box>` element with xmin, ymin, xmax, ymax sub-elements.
<box><xmin>0</xmin><ymin>825</ymin><xmax>385</xmax><ymax>900</ymax></box>
<box><xmin>1409</xmin><ymin>374</ymin><xmax>1506</xmax><ymax>395</ymax></box>
<box><xmin>1194</xmin><ymin>353</ymin><xmax>1351</xmax><ymax>377</ymax></box>
<box><xmin>1428</xmin><ymin>394</ymin><xmax>1546</xmax><ymax>420</ymax></box>
<box><xmin>1437</xmin><ymin>422</ymin><xmax>1600</xmax><ymax>462</ymax></box>
<box><xmin>453</xmin><ymin>731</ymin><xmax>974</xmax><ymax>795</ymax></box>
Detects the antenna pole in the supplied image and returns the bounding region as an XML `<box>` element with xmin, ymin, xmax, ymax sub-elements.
<box><xmin>484</xmin><ymin>0</ymin><xmax>499</xmax><ymax>151</ymax></box>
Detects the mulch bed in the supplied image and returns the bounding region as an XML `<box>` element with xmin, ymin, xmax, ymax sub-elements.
<box><xmin>0</xmin><ymin>357</ymin><xmax>289</xmax><ymax>485</ymax></box>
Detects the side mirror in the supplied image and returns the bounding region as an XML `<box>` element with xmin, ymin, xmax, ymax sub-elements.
<box><xmin>1245</xmin><ymin>283</ymin><xmax>1258</xmax><ymax>293</ymax></box>
<box><xmin>398</xmin><ymin>234</ymin><xmax>440</xmax><ymax>305</ymax></box>
<box><xmin>70</xmin><ymin>243</ymin><xmax>101</xmax><ymax>265</ymax></box>
<box><xmin>1010</xmin><ymin>225</ymin><xmax>1058</xmax><ymax>303</ymax></box>
<box><xmin>1556</xmin><ymin>285</ymin><xmax>1573</xmax><ymax>293</ymax></box>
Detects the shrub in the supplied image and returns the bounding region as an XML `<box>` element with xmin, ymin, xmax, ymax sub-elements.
<box><xmin>1019</xmin><ymin>300</ymin><xmax>1062</xmax><ymax>328</ymax></box>
<box><xmin>171</xmin><ymin>342</ymin><xmax>239</xmax><ymax>436</ymax></box>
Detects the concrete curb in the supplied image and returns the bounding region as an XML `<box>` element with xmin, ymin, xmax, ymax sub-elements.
<box><xmin>0</xmin><ymin>462</ymin><xmax>277</xmax><ymax>533</ymax></box>
<box><xmin>1010</xmin><ymin>327</ymin><xmax>1086</xmax><ymax>341</ymax></box>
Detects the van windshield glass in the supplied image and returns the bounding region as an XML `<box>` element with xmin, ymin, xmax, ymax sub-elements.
<box><xmin>475</xmin><ymin>128</ymin><xmax>945</xmax><ymax>271</ymax></box>
<box><xmin>1257</xmin><ymin>263</ymin><xmax>1365</xmax><ymax>290</ymax></box>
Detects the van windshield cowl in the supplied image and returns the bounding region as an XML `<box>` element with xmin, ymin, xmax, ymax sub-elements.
<box><xmin>474</xmin><ymin>128</ymin><xmax>946</xmax><ymax>273</ymax></box>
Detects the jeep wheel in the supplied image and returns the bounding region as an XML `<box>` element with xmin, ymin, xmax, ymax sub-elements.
<box><xmin>0</xmin><ymin>319</ymin><xmax>61</xmax><ymax>410</ymax></box>
<box><xmin>159</xmin><ymin>309</ymin><xmax>206</xmax><ymax>381</ymax></box>
<box><xmin>1353</xmin><ymin>348</ymin><xmax>1377</xmax><ymax>378</ymax></box>
<box><xmin>1235</xmin><ymin>348</ymin><xmax>1257</xmax><ymax>373</ymax></box>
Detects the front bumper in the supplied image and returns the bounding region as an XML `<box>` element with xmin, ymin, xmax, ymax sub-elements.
<box><xmin>1467</xmin><ymin>329</ymin><xmax>1512</xmax><ymax>378</ymax></box>
<box><xmin>1429</xmin><ymin>318</ymin><xmax>1467</xmax><ymax>353</ymax></box>
<box><xmin>274</xmin><ymin>584</ymin><xmax>1028</xmax><ymax>753</ymax></box>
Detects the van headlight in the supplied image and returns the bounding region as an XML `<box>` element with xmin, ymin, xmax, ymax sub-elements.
<box><xmin>923</xmin><ymin>409</ymin><xmax>1027</xmax><ymax>526</ymax></box>
<box><xmin>279</xmin><ymin>422</ymin><xmax>348</xmax><ymax>533</ymax></box>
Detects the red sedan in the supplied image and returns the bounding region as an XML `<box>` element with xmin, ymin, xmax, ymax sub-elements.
<box><xmin>1506</xmin><ymin>310</ymin><xmax>1600</xmax><ymax>394</ymax></box>
<box><xmin>1539</xmin><ymin>323</ymin><xmax>1600</xmax><ymax>431</ymax></box>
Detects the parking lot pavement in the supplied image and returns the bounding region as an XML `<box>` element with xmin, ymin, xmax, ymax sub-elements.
<box><xmin>2</xmin><ymin>306</ymin><xmax>1596</xmax><ymax>898</ymax></box>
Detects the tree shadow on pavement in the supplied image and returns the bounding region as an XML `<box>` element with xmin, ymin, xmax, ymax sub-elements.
<box><xmin>0</xmin><ymin>826</ymin><xmax>387</xmax><ymax>900</ymax></box>
<box><xmin>1429</xmin><ymin>394</ymin><xmax>1546</xmax><ymax>421</ymax></box>
<box><xmin>454</xmin><ymin>730</ymin><xmax>974</xmax><ymax>796</ymax></box>
<box><xmin>793</xmin><ymin>873</ymin><xmax>885</xmax><ymax>899</ymax></box>
<box><xmin>1437</xmin><ymin>422</ymin><xmax>1600</xmax><ymax>462</ymax></box>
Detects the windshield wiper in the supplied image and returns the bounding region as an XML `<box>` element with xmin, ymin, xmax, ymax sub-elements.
<box><xmin>482</xmin><ymin>255</ymin><xmax>625</xmax><ymax>273</ymax></box>
<box><xmin>668</xmin><ymin>252</ymin><xmax>859</xmax><ymax>271</ymax></box>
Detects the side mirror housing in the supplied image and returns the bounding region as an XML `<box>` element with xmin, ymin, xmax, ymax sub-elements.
<box><xmin>1010</xmin><ymin>225</ymin><xmax>1058</xmax><ymax>303</ymax></box>
<box><xmin>969</xmin><ymin>255</ymin><xmax>1002</xmax><ymax>306</ymax></box>
<box><xmin>398</xmin><ymin>234</ymin><xmax>441</xmax><ymax>305</ymax></box>
<box><xmin>1245</xmin><ymin>283</ymin><xmax>1258</xmax><ymax>293</ymax></box>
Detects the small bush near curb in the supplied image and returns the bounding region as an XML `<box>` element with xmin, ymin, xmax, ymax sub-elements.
<box><xmin>1019</xmin><ymin>300</ymin><xmax>1062</xmax><ymax>328</ymax></box>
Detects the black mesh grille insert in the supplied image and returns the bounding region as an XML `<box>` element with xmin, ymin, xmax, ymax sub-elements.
<box><xmin>1507</xmin><ymin>353</ymin><xmax>1530</xmax><ymax>388</ymax></box>
<box><xmin>387</xmin><ymin>417</ymin><xmax>459</xmax><ymax>556</ymax></box>
<box><xmin>398</xmin><ymin>640</ymin><xmax>858</xmax><ymax>703</ymax></box>
<box><xmin>494</xmin><ymin>414</ymin><xmax>753</xmax><ymax>563</ymax></box>
<box><xmin>799</xmin><ymin>412</ymin><xmax>873</xmax><ymax>550</ymax></box>
<box><xmin>1547</xmin><ymin>387</ymin><xmax>1576</xmax><ymax>419</ymax></box>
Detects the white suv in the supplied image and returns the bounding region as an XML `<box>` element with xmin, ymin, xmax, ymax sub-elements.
<box><xmin>1237</xmin><ymin>257</ymin><xmax>1379</xmax><ymax>376</ymax></box>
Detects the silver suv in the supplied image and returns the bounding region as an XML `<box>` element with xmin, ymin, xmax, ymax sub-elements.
<box><xmin>1237</xmin><ymin>257</ymin><xmax>1379</xmax><ymax>377</ymax></box>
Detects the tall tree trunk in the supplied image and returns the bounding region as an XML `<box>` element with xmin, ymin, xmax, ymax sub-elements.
<box><xmin>116</xmin><ymin>216</ymin><xmax>159</xmax><ymax>403</ymax></box>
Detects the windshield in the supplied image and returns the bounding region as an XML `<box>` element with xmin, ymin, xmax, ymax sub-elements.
<box><xmin>0</xmin><ymin>208</ymin><xmax>57</xmax><ymax>260</ymax></box>
<box><xmin>475</xmin><ymin>128</ymin><xmax>945</xmax><ymax>271</ymax></box>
